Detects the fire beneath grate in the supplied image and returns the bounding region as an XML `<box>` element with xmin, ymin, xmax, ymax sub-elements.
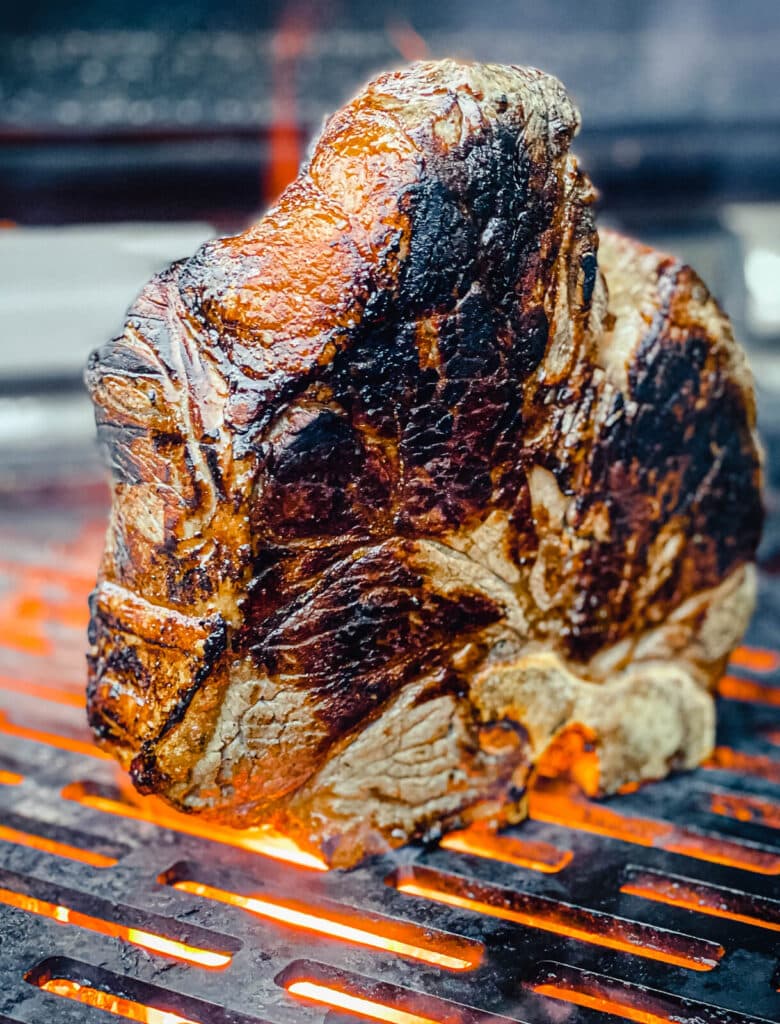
<box><xmin>1</xmin><ymin>489</ymin><xmax>780</xmax><ymax>1024</ymax></box>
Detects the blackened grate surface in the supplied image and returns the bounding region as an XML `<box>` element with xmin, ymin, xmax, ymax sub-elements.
<box><xmin>1</xmin><ymin>478</ymin><xmax>780</xmax><ymax>1024</ymax></box>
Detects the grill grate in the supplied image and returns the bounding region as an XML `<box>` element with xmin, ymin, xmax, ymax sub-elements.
<box><xmin>1</xmin><ymin>487</ymin><xmax>780</xmax><ymax>1024</ymax></box>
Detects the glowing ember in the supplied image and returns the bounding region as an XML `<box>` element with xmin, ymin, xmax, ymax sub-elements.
<box><xmin>265</xmin><ymin>7</ymin><xmax>315</xmax><ymax>203</ymax></box>
<box><xmin>0</xmin><ymin>674</ymin><xmax>83</xmax><ymax>707</ymax></box>
<box><xmin>39</xmin><ymin>978</ymin><xmax>200</xmax><ymax>1024</ymax></box>
<box><xmin>0</xmin><ymin>824</ymin><xmax>116</xmax><ymax>867</ymax></box>
<box><xmin>718</xmin><ymin>675</ymin><xmax>780</xmax><ymax>707</ymax></box>
<box><xmin>62</xmin><ymin>781</ymin><xmax>327</xmax><ymax>871</ymax></box>
<box><xmin>0</xmin><ymin>769</ymin><xmax>22</xmax><ymax>785</ymax></box>
<box><xmin>0</xmin><ymin>710</ymin><xmax>111</xmax><ymax>760</ymax></box>
<box><xmin>0</xmin><ymin>886</ymin><xmax>230</xmax><ymax>967</ymax></box>
<box><xmin>386</xmin><ymin>18</ymin><xmax>429</xmax><ymax>61</ymax></box>
<box><xmin>730</xmin><ymin>646</ymin><xmax>780</xmax><ymax>674</ymax></box>
<box><xmin>172</xmin><ymin>878</ymin><xmax>480</xmax><ymax>971</ymax></box>
<box><xmin>709</xmin><ymin>790</ymin><xmax>780</xmax><ymax>830</ymax></box>
<box><xmin>704</xmin><ymin>747</ymin><xmax>780</xmax><ymax>786</ymax></box>
<box><xmin>535</xmin><ymin>723</ymin><xmax>602</xmax><ymax>796</ymax></box>
<box><xmin>529</xmin><ymin>779</ymin><xmax>780</xmax><ymax>874</ymax></box>
<box><xmin>0</xmin><ymin>546</ymin><xmax>97</xmax><ymax>657</ymax></box>
<box><xmin>533</xmin><ymin>982</ymin><xmax>670</xmax><ymax>1024</ymax></box>
<box><xmin>439</xmin><ymin>826</ymin><xmax>572</xmax><ymax>873</ymax></box>
<box><xmin>286</xmin><ymin>981</ymin><xmax>442</xmax><ymax>1024</ymax></box>
<box><xmin>125</xmin><ymin>929</ymin><xmax>230</xmax><ymax>968</ymax></box>
<box><xmin>395</xmin><ymin>871</ymin><xmax>721</xmax><ymax>971</ymax></box>
<box><xmin>622</xmin><ymin>870</ymin><xmax>780</xmax><ymax>933</ymax></box>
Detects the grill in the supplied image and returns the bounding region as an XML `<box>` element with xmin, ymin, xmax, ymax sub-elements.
<box><xmin>1</xmin><ymin>481</ymin><xmax>780</xmax><ymax>1024</ymax></box>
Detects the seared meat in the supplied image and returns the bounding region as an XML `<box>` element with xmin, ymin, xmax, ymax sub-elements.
<box><xmin>85</xmin><ymin>60</ymin><xmax>762</xmax><ymax>866</ymax></box>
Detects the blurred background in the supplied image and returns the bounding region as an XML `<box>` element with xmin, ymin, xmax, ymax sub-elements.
<box><xmin>3</xmin><ymin>10</ymin><xmax>780</xmax><ymax>1019</ymax></box>
<box><xmin>0</xmin><ymin>0</ymin><xmax>778</xmax><ymax>563</ymax></box>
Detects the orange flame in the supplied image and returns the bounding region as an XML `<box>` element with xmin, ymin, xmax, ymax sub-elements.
<box><xmin>621</xmin><ymin>870</ymin><xmax>780</xmax><ymax>933</ymax></box>
<box><xmin>286</xmin><ymin>981</ymin><xmax>442</xmax><ymax>1024</ymax></box>
<box><xmin>535</xmin><ymin>723</ymin><xmax>602</xmax><ymax>796</ymax></box>
<box><xmin>709</xmin><ymin>790</ymin><xmax>780</xmax><ymax>830</ymax></box>
<box><xmin>386</xmin><ymin>19</ymin><xmax>429</xmax><ymax>62</ymax></box>
<box><xmin>0</xmin><ymin>710</ymin><xmax>111</xmax><ymax>760</ymax></box>
<box><xmin>0</xmin><ymin>886</ymin><xmax>230</xmax><ymax>968</ymax></box>
<box><xmin>0</xmin><ymin>674</ymin><xmax>83</xmax><ymax>707</ymax></box>
<box><xmin>172</xmin><ymin>878</ymin><xmax>480</xmax><ymax>971</ymax></box>
<box><xmin>0</xmin><ymin>769</ymin><xmax>22</xmax><ymax>785</ymax></box>
<box><xmin>0</xmin><ymin>547</ymin><xmax>97</xmax><ymax>657</ymax></box>
<box><xmin>730</xmin><ymin>645</ymin><xmax>780</xmax><ymax>673</ymax></box>
<box><xmin>0</xmin><ymin>824</ymin><xmax>115</xmax><ymax>868</ymax></box>
<box><xmin>718</xmin><ymin>674</ymin><xmax>780</xmax><ymax>707</ymax></box>
<box><xmin>395</xmin><ymin>873</ymin><xmax>721</xmax><ymax>972</ymax></box>
<box><xmin>39</xmin><ymin>978</ymin><xmax>199</xmax><ymax>1024</ymax></box>
<box><xmin>439</xmin><ymin>826</ymin><xmax>572</xmax><ymax>873</ymax></box>
<box><xmin>266</xmin><ymin>6</ymin><xmax>316</xmax><ymax>203</ymax></box>
<box><xmin>0</xmin><ymin>519</ymin><xmax>104</xmax><ymax>586</ymax></box>
<box><xmin>529</xmin><ymin>778</ymin><xmax>780</xmax><ymax>874</ymax></box>
<box><xmin>62</xmin><ymin>781</ymin><xmax>327</xmax><ymax>871</ymax></box>
<box><xmin>533</xmin><ymin>982</ymin><xmax>669</xmax><ymax>1024</ymax></box>
<box><xmin>704</xmin><ymin>746</ymin><xmax>780</xmax><ymax>786</ymax></box>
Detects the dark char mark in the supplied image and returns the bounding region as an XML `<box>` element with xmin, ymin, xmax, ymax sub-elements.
<box><xmin>260</xmin><ymin>405</ymin><xmax>366</xmax><ymax>538</ymax></box>
<box><xmin>562</xmin><ymin>313</ymin><xmax>762</xmax><ymax>660</ymax></box>
<box><xmin>252</xmin><ymin>543</ymin><xmax>501</xmax><ymax>738</ymax></box>
<box><xmin>243</xmin><ymin>118</ymin><xmax>572</xmax><ymax>691</ymax></box>
<box><xmin>397</xmin><ymin>179</ymin><xmax>476</xmax><ymax>313</ymax></box>
<box><xmin>580</xmin><ymin>252</ymin><xmax>597</xmax><ymax>305</ymax></box>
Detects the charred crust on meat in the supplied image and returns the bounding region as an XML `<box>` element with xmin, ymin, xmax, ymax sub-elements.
<box><xmin>250</xmin><ymin>544</ymin><xmax>501</xmax><ymax>742</ymax></box>
<box><xmin>580</xmin><ymin>252</ymin><xmax>597</xmax><ymax>305</ymax></box>
<box><xmin>84</xmin><ymin>60</ymin><xmax>763</xmax><ymax>865</ymax></box>
<box><xmin>398</xmin><ymin>180</ymin><xmax>476</xmax><ymax>311</ymax></box>
<box><xmin>130</xmin><ymin>747</ymin><xmax>170</xmax><ymax>794</ymax></box>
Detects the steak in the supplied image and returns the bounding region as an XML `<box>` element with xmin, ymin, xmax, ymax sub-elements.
<box><xmin>85</xmin><ymin>60</ymin><xmax>763</xmax><ymax>867</ymax></box>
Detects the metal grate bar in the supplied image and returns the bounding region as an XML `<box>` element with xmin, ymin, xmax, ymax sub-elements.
<box><xmin>1</xmin><ymin>497</ymin><xmax>780</xmax><ymax>1023</ymax></box>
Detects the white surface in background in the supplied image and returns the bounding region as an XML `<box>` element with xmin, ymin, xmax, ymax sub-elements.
<box><xmin>724</xmin><ymin>203</ymin><xmax>780</xmax><ymax>341</ymax></box>
<box><xmin>0</xmin><ymin>394</ymin><xmax>95</xmax><ymax>448</ymax></box>
<box><xmin>0</xmin><ymin>223</ymin><xmax>215</xmax><ymax>378</ymax></box>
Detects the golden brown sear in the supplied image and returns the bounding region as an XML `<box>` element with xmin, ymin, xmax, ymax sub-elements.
<box><xmin>85</xmin><ymin>60</ymin><xmax>762</xmax><ymax>866</ymax></box>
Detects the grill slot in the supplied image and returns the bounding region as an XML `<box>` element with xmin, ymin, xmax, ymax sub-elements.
<box><xmin>160</xmin><ymin>861</ymin><xmax>482</xmax><ymax>972</ymax></box>
<box><xmin>38</xmin><ymin>980</ymin><xmax>201</xmax><ymax>1024</ymax></box>
<box><xmin>729</xmin><ymin>647</ymin><xmax>780</xmax><ymax>673</ymax></box>
<box><xmin>621</xmin><ymin>865</ymin><xmax>780</xmax><ymax>932</ymax></box>
<box><xmin>25</xmin><ymin>957</ymin><xmax>270</xmax><ymax>1024</ymax></box>
<box><xmin>529</xmin><ymin>778</ymin><xmax>780</xmax><ymax>873</ymax></box>
<box><xmin>0</xmin><ymin>675</ymin><xmax>84</xmax><ymax>707</ymax></box>
<box><xmin>278</xmin><ymin>960</ymin><xmax>520</xmax><ymax>1024</ymax></box>
<box><xmin>0</xmin><ymin>824</ymin><xmax>116</xmax><ymax>868</ymax></box>
<box><xmin>0</xmin><ymin>868</ymin><xmax>239</xmax><ymax>968</ymax></box>
<box><xmin>705</xmin><ymin>747</ymin><xmax>780</xmax><ymax>785</ymax></box>
<box><xmin>391</xmin><ymin>865</ymin><xmax>724</xmax><ymax>971</ymax></box>
<box><xmin>286</xmin><ymin>980</ymin><xmax>443</xmax><ymax>1024</ymax></box>
<box><xmin>2</xmin><ymin>511</ymin><xmax>780</xmax><ymax>1022</ymax></box>
<box><xmin>0</xmin><ymin>810</ymin><xmax>127</xmax><ymax>867</ymax></box>
<box><xmin>530</xmin><ymin>962</ymin><xmax>777</xmax><ymax>1024</ymax></box>
<box><xmin>708</xmin><ymin>789</ymin><xmax>780</xmax><ymax>829</ymax></box>
<box><xmin>719</xmin><ymin>675</ymin><xmax>780</xmax><ymax>706</ymax></box>
<box><xmin>0</xmin><ymin>708</ymin><xmax>111</xmax><ymax>761</ymax></box>
<box><xmin>437</xmin><ymin>827</ymin><xmax>572</xmax><ymax>872</ymax></box>
<box><xmin>61</xmin><ymin>780</ymin><xmax>328</xmax><ymax>870</ymax></box>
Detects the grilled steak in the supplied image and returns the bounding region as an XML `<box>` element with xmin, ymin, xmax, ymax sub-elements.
<box><xmin>86</xmin><ymin>60</ymin><xmax>763</xmax><ymax>866</ymax></box>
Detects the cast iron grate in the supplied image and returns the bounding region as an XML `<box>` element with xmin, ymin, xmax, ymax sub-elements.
<box><xmin>1</xmin><ymin>493</ymin><xmax>780</xmax><ymax>1024</ymax></box>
